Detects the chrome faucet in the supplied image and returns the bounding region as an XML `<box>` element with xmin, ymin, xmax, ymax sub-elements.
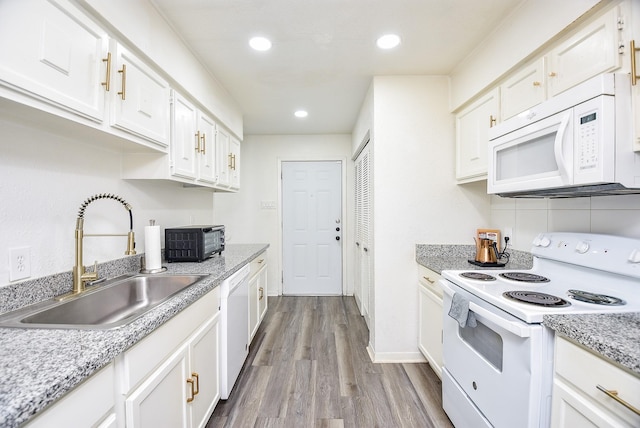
<box><xmin>71</xmin><ymin>193</ymin><xmax>136</xmax><ymax>295</ymax></box>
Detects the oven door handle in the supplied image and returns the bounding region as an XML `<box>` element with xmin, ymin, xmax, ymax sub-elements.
<box><xmin>468</xmin><ymin>301</ymin><xmax>531</xmax><ymax>338</ymax></box>
<box><xmin>441</xmin><ymin>280</ymin><xmax>532</xmax><ymax>338</ymax></box>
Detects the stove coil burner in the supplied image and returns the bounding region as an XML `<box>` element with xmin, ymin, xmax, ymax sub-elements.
<box><xmin>568</xmin><ymin>289</ymin><xmax>626</xmax><ymax>306</ymax></box>
<box><xmin>499</xmin><ymin>272</ymin><xmax>550</xmax><ymax>283</ymax></box>
<box><xmin>503</xmin><ymin>291</ymin><xmax>571</xmax><ymax>307</ymax></box>
<box><xmin>459</xmin><ymin>272</ymin><xmax>496</xmax><ymax>281</ymax></box>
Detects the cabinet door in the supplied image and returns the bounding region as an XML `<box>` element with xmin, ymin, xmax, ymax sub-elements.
<box><xmin>189</xmin><ymin>314</ymin><xmax>221</xmax><ymax>428</ymax></box>
<box><xmin>418</xmin><ymin>270</ymin><xmax>443</xmax><ymax>379</ymax></box>
<box><xmin>455</xmin><ymin>88</ymin><xmax>499</xmax><ymax>182</ymax></box>
<box><xmin>215</xmin><ymin>126</ymin><xmax>231</xmax><ymax>187</ymax></box>
<box><xmin>125</xmin><ymin>346</ymin><xmax>190</xmax><ymax>428</ymax></box>
<box><xmin>229</xmin><ymin>137</ymin><xmax>241</xmax><ymax>190</ymax></box>
<box><xmin>248</xmin><ymin>271</ymin><xmax>259</xmax><ymax>341</ymax></box>
<box><xmin>548</xmin><ymin>6</ymin><xmax>622</xmax><ymax>97</ymax></box>
<box><xmin>500</xmin><ymin>58</ymin><xmax>546</xmax><ymax>120</ymax></box>
<box><xmin>171</xmin><ymin>92</ymin><xmax>198</xmax><ymax>180</ymax></box>
<box><xmin>257</xmin><ymin>264</ymin><xmax>268</xmax><ymax>323</ymax></box>
<box><xmin>111</xmin><ymin>43</ymin><xmax>170</xmax><ymax>147</ymax></box>
<box><xmin>197</xmin><ymin>112</ymin><xmax>217</xmax><ymax>184</ymax></box>
<box><xmin>0</xmin><ymin>0</ymin><xmax>108</xmax><ymax>121</ymax></box>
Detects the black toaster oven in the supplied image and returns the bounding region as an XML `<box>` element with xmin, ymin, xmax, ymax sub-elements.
<box><xmin>165</xmin><ymin>225</ymin><xmax>225</xmax><ymax>262</ymax></box>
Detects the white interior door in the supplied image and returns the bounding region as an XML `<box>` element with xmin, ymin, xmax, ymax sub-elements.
<box><xmin>282</xmin><ymin>161</ymin><xmax>342</xmax><ymax>295</ymax></box>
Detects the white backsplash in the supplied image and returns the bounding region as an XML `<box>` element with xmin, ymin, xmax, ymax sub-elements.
<box><xmin>491</xmin><ymin>194</ymin><xmax>640</xmax><ymax>251</ymax></box>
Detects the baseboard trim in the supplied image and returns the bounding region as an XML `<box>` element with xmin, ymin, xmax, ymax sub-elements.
<box><xmin>366</xmin><ymin>344</ymin><xmax>426</xmax><ymax>363</ymax></box>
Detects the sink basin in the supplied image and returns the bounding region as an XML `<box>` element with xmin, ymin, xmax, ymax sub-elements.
<box><xmin>0</xmin><ymin>274</ymin><xmax>208</xmax><ymax>329</ymax></box>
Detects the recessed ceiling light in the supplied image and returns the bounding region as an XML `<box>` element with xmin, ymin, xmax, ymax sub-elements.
<box><xmin>249</xmin><ymin>36</ymin><xmax>272</xmax><ymax>51</ymax></box>
<box><xmin>376</xmin><ymin>34</ymin><xmax>401</xmax><ymax>50</ymax></box>
<box><xmin>294</xmin><ymin>110</ymin><xmax>308</xmax><ymax>118</ymax></box>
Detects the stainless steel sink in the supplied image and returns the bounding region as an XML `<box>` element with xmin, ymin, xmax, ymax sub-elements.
<box><xmin>0</xmin><ymin>274</ymin><xmax>208</xmax><ymax>329</ymax></box>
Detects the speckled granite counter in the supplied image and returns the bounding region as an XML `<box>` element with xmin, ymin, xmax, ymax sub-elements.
<box><xmin>544</xmin><ymin>313</ymin><xmax>640</xmax><ymax>375</ymax></box>
<box><xmin>415</xmin><ymin>244</ymin><xmax>533</xmax><ymax>273</ymax></box>
<box><xmin>0</xmin><ymin>243</ymin><xmax>268</xmax><ymax>428</ymax></box>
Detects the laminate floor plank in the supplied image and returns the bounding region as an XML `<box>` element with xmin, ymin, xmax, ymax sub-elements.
<box><xmin>208</xmin><ymin>296</ymin><xmax>452</xmax><ymax>428</ymax></box>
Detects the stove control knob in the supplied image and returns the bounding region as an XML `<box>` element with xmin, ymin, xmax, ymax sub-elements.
<box><xmin>629</xmin><ymin>249</ymin><xmax>640</xmax><ymax>263</ymax></box>
<box><xmin>539</xmin><ymin>236</ymin><xmax>551</xmax><ymax>247</ymax></box>
<box><xmin>576</xmin><ymin>241</ymin><xmax>590</xmax><ymax>254</ymax></box>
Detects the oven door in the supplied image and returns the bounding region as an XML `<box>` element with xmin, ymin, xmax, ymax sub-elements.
<box><xmin>441</xmin><ymin>280</ymin><xmax>553</xmax><ymax>428</ymax></box>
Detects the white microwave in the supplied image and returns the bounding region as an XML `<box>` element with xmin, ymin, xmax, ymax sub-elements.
<box><xmin>488</xmin><ymin>73</ymin><xmax>640</xmax><ymax>197</ymax></box>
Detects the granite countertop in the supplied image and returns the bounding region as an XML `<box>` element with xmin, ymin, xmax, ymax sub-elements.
<box><xmin>544</xmin><ymin>313</ymin><xmax>640</xmax><ymax>375</ymax></box>
<box><xmin>415</xmin><ymin>244</ymin><xmax>533</xmax><ymax>274</ymax></box>
<box><xmin>0</xmin><ymin>243</ymin><xmax>269</xmax><ymax>428</ymax></box>
<box><xmin>416</xmin><ymin>243</ymin><xmax>640</xmax><ymax>376</ymax></box>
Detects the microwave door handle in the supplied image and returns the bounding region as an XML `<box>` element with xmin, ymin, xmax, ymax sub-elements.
<box><xmin>554</xmin><ymin>113</ymin><xmax>572</xmax><ymax>182</ymax></box>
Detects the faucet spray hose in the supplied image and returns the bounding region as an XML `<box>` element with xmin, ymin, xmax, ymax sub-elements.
<box><xmin>77</xmin><ymin>193</ymin><xmax>134</xmax><ymax>230</ymax></box>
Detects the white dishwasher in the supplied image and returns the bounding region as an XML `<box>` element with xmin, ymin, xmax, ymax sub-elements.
<box><xmin>219</xmin><ymin>264</ymin><xmax>250</xmax><ymax>399</ymax></box>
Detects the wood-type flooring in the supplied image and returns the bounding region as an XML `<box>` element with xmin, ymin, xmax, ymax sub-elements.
<box><xmin>206</xmin><ymin>296</ymin><xmax>453</xmax><ymax>428</ymax></box>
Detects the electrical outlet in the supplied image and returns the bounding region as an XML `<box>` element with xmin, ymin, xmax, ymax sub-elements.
<box><xmin>504</xmin><ymin>227</ymin><xmax>513</xmax><ymax>242</ymax></box>
<box><xmin>9</xmin><ymin>247</ymin><xmax>31</xmax><ymax>281</ymax></box>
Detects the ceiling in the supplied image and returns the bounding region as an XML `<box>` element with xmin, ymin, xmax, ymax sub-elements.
<box><xmin>151</xmin><ymin>0</ymin><xmax>523</xmax><ymax>135</ymax></box>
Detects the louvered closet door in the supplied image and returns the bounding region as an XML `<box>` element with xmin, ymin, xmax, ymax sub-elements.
<box><xmin>354</xmin><ymin>144</ymin><xmax>371</xmax><ymax>324</ymax></box>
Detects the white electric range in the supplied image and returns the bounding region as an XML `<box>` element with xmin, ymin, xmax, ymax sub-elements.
<box><xmin>439</xmin><ymin>232</ymin><xmax>640</xmax><ymax>428</ymax></box>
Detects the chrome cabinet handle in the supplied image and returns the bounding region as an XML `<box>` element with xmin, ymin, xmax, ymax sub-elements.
<box><xmin>596</xmin><ymin>385</ymin><xmax>640</xmax><ymax>415</ymax></box>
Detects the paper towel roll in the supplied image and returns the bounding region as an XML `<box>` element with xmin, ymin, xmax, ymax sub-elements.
<box><xmin>144</xmin><ymin>224</ymin><xmax>162</xmax><ymax>271</ymax></box>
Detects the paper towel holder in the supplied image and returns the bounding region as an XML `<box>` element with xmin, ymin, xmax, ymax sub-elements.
<box><xmin>140</xmin><ymin>255</ymin><xmax>167</xmax><ymax>274</ymax></box>
<box><xmin>140</xmin><ymin>219</ymin><xmax>167</xmax><ymax>274</ymax></box>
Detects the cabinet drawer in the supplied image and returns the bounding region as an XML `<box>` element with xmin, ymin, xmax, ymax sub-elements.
<box><xmin>250</xmin><ymin>254</ymin><xmax>267</xmax><ymax>278</ymax></box>
<box><xmin>121</xmin><ymin>287</ymin><xmax>220</xmax><ymax>392</ymax></box>
<box><xmin>555</xmin><ymin>336</ymin><xmax>640</xmax><ymax>426</ymax></box>
<box><xmin>418</xmin><ymin>265</ymin><xmax>442</xmax><ymax>298</ymax></box>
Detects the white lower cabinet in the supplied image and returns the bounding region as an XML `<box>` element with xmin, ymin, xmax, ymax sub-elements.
<box><xmin>121</xmin><ymin>286</ymin><xmax>221</xmax><ymax>428</ymax></box>
<box><xmin>248</xmin><ymin>253</ymin><xmax>268</xmax><ymax>342</ymax></box>
<box><xmin>551</xmin><ymin>336</ymin><xmax>640</xmax><ymax>428</ymax></box>
<box><xmin>24</xmin><ymin>363</ymin><xmax>116</xmax><ymax>428</ymax></box>
<box><xmin>417</xmin><ymin>265</ymin><xmax>443</xmax><ymax>378</ymax></box>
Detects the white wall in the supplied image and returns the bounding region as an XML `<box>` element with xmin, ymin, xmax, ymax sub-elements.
<box><xmin>213</xmin><ymin>134</ymin><xmax>353</xmax><ymax>297</ymax></box>
<box><xmin>0</xmin><ymin>115</ymin><xmax>214</xmax><ymax>286</ymax></box>
<box><xmin>369</xmin><ymin>76</ymin><xmax>491</xmax><ymax>361</ymax></box>
<box><xmin>490</xmin><ymin>194</ymin><xmax>640</xmax><ymax>251</ymax></box>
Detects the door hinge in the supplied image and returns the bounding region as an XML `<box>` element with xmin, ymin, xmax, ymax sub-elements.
<box><xmin>281</xmin><ymin>271</ymin><xmax>284</xmax><ymax>284</ymax></box>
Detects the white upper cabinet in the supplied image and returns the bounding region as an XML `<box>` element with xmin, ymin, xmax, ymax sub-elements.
<box><xmin>500</xmin><ymin>58</ymin><xmax>546</xmax><ymax>120</ymax></box>
<box><xmin>547</xmin><ymin>6</ymin><xmax>623</xmax><ymax>97</ymax></box>
<box><xmin>197</xmin><ymin>112</ymin><xmax>217</xmax><ymax>185</ymax></box>
<box><xmin>0</xmin><ymin>0</ymin><xmax>109</xmax><ymax>121</ymax></box>
<box><xmin>111</xmin><ymin>43</ymin><xmax>170</xmax><ymax>148</ymax></box>
<box><xmin>171</xmin><ymin>92</ymin><xmax>199</xmax><ymax>180</ymax></box>
<box><xmin>215</xmin><ymin>127</ymin><xmax>231</xmax><ymax>187</ymax></box>
<box><xmin>170</xmin><ymin>91</ymin><xmax>217</xmax><ymax>185</ymax></box>
<box><xmin>455</xmin><ymin>88</ymin><xmax>499</xmax><ymax>182</ymax></box>
<box><xmin>228</xmin><ymin>137</ymin><xmax>241</xmax><ymax>190</ymax></box>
